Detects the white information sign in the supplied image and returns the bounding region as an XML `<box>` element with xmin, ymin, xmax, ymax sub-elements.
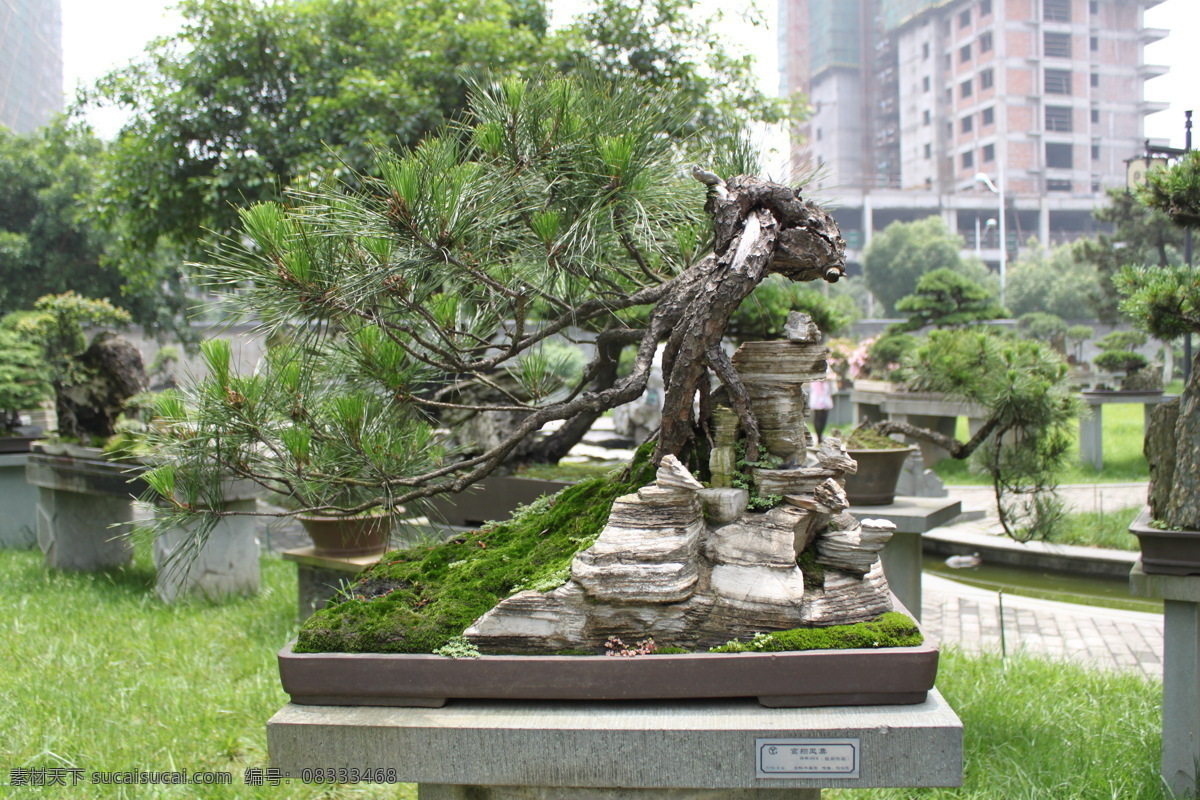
<box><xmin>755</xmin><ymin>738</ymin><xmax>861</xmax><ymax>779</ymax></box>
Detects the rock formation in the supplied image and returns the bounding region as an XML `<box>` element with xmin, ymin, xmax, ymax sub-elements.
<box><xmin>465</xmin><ymin>326</ymin><xmax>899</xmax><ymax>653</ymax></box>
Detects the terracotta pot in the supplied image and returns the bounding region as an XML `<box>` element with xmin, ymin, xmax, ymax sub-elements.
<box><xmin>299</xmin><ymin>514</ymin><xmax>392</xmax><ymax>557</ymax></box>
<box><xmin>842</xmin><ymin>446</ymin><xmax>917</xmax><ymax>506</ymax></box>
<box><xmin>1130</xmin><ymin>506</ymin><xmax>1200</xmax><ymax>576</ymax></box>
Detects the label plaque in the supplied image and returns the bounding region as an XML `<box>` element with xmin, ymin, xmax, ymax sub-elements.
<box><xmin>755</xmin><ymin>738</ymin><xmax>861</xmax><ymax>779</ymax></box>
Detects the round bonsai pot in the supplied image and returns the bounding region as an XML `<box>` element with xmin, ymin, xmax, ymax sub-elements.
<box><xmin>298</xmin><ymin>513</ymin><xmax>392</xmax><ymax>557</ymax></box>
<box><xmin>842</xmin><ymin>446</ymin><xmax>917</xmax><ymax>506</ymax></box>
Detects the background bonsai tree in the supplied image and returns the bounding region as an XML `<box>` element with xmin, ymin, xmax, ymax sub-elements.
<box><xmin>871</xmin><ymin>328</ymin><xmax>1082</xmax><ymax>541</ymax></box>
<box><xmin>1115</xmin><ymin>263</ymin><xmax>1200</xmax><ymax>530</ymax></box>
<box><xmin>1065</xmin><ymin>324</ymin><xmax>1094</xmax><ymax>364</ymax></box>
<box><xmin>141</xmin><ymin>75</ymin><xmax>845</xmax><ymax>545</ymax></box>
<box><xmin>1017</xmin><ymin>312</ymin><xmax>1068</xmax><ymax>351</ymax></box>
<box><xmin>887</xmin><ymin>268</ymin><xmax>1007</xmax><ymax>334</ymax></box>
<box><xmin>16</xmin><ymin>292</ymin><xmax>145</xmax><ymax>443</ymax></box>
<box><xmin>0</xmin><ymin>316</ymin><xmax>52</xmax><ymax>434</ymax></box>
<box><xmin>1091</xmin><ymin>330</ymin><xmax>1154</xmax><ymax>389</ymax></box>
<box><xmin>726</xmin><ymin>276</ymin><xmax>857</xmax><ymax>343</ymax></box>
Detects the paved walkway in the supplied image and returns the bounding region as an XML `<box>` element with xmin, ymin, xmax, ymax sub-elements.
<box><xmin>920</xmin><ymin>482</ymin><xmax>1164</xmax><ymax>678</ymax></box>
<box><xmin>920</xmin><ymin>573</ymin><xmax>1163</xmax><ymax>678</ymax></box>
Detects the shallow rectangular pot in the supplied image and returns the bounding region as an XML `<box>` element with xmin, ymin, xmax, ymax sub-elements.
<box><xmin>278</xmin><ymin>612</ymin><xmax>938</xmax><ymax>709</ymax></box>
<box><xmin>1130</xmin><ymin>505</ymin><xmax>1200</xmax><ymax>576</ymax></box>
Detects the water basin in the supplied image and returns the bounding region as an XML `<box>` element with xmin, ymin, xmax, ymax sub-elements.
<box><xmin>922</xmin><ymin>555</ymin><xmax>1161</xmax><ymax>614</ymax></box>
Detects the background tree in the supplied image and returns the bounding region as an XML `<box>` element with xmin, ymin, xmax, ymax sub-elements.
<box><xmin>15</xmin><ymin>292</ymin><xmax>141</xmax><ymax>441</ymax></box>
<box><xmin>876</xmin><ymin>329</ymin><xmax>1081</xmax><ymax>540</ymax></box>
<box><xmin>1017</xmin><ymin>312</ymin><xmax>1067</xmax><ymax>350</ymax></box>
<box><xmin>86</xmin><ymin>0</ymin><xmax>788</xmax><ymax>267</ymax></box>
<box><xmin>0</xmin><ymin>121</ymin><xmax>185</xmax><ymax>332</ymax></box>
<box><xmin>1073</xmin><ymin>188</ymin><xmax>1183</xmax><ymax>322</ymax></box>
<box><xmin>1004</xmin><ymin>239</ymin><xmax>1099</xmax><ymax>320</ymax></box>
<box><xmin>1138</xmin><ymin>150</ymin><xmax>1200</xmax><ymax>228</ymax></box>
<box><xmin>0</xmin><ymin>317</ymin><xmax>52</xmax><ymax>433</ymax></box>
<box><xmin>1065</xmin><ymin>324</ymin><xmax>1094</xmax><ymax>363</ymax></box>
<box><xmin>141</xmin><ymin>77</ymin><xmax>844</xmax><ymax>544</ymax></box>
<box><xmin>888</xmin><ymin>268</ymin><xmax>1007</xmax><ymax>333</ymax></box>
<box><xmin>1117</xmin><ymin>148</ymin><xmax>1200</xmax><ymax>530</ymax></box>
<box><xmin>861</xmin><ymin>216</ymin><xmax>993</xmax><ymax>316</ymax></box>
<box><xmin>727</xmin><ymin>276</ymin><xmax>857</xmax><ymax>342</ymax></box>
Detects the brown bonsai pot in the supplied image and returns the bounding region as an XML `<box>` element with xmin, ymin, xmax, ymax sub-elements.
<box><xmin>298</xmin><ymin>513</ymin><xmax>392</xmax><ymax>557</ymax></box>
<box><xmin>842</xmin><ymin>446</ymin><xmax>917</xmax><ymax>506</ymax></box>
<box><xmin>0</xmin><ymin>435</ymin><xmax>38</xmax><ymax>454</ymax></box>
<box><xmin>1130</xmin><ymin>505</ymin><xmax>1200</xmax><ymax>576</ymax></box>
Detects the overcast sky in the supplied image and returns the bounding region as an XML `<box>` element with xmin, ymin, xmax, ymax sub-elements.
<box><xmin>62</xmin><ymin>0</ymin><xmax>1199</xmax><ymax>147</ymax></box>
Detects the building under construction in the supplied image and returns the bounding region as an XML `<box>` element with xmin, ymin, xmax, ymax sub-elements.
<box><xmin>778</xmin><ymin>0</ymin><xmax>1168</xmax><ymax>273</ymax></box>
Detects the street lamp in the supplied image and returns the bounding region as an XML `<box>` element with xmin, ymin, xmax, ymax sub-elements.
<box><xmin>974</xmin><ymin>171</ymin><xmax>1006</xmax><ymax>307</ymax></box>
<box><xmin>972</xmin><ymin>217</ymin><xmax>996</xmax><ymax>260</ymax></box>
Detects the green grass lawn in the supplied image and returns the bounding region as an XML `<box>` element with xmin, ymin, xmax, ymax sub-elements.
<box><xmin>826</xmin><ymin>648</ymin><xmax>1163</xmax><ymax>800</ymax></box>
<box><xmin>0</xmin><ymin>546</ymin><xmax>1168</xmax><ymax>798</ymax></box>
<box><xmin>0</xmin><ymin>546</ymin><xmax>413</xmax><ymax>799</ymax></box>
<box><xmin>931</xmin><ymin>399</ymin><xmax>1154</xmax><ymax>485</ymax></box>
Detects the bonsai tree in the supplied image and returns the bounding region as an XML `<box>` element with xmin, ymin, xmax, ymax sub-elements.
<box><xmin>861</xmin><ymin>333</ymin><xmax>919</xmax><ymax>381</ymax></box>
<box><xmin>888</xmin><ymin>268</ymin><xmax>1007</xmax><ymax>334</ymax></box>
<box><xmin>1091</xmin><ymin>330</ymin><xmax>1155</xmax><ymax>390</ymax></box>
<box><xmin>1115</xmin><ymin>263</ymin><xmax>1200</xmax><ymax>530</ymax></box>
<box><xmin>871</xmin><ymin>328</ymin><xmax>1082</xmax><ymax>541</ymax></box>
<box><xmin>141</xmin><ymin>75</ymin><xmax>846</xmax><ymax>546</ymax></box>
<box><xmin>16</xmin><ymin>292</ymin><xmax>145</xmax><ymax>443</ymax></box>
<box><xmin>1065</xmin><ymin>324</ymin><xmax>1094</xmax><ymax>364</ymax></box>
<box><xmin>0</xmin><ymin>316</ymin><xmax>53</xmax><ymax>434</ymax></box>
<box><xmin>1017</xmin><ymin>312</ymin><xmax>1067</xmax><ymax>351</ymax></box>
<box><xmin>727</xmin><ymin>275</ymin><xmax>856</xmax><ymax>342</ymax></box>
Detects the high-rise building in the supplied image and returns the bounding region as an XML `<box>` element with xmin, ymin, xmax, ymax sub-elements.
<box><xmin>779</xmin><ymin>0</ymin><xmax>1167</xmax><ymax>276</ymax></box>
<box><xmin>0</xmin><ymin>0</ymin><xmax>63</xmax><ymax>133</ymax></box>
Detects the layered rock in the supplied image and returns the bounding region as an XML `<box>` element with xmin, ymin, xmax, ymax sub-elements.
<box><xmin>801</xmin><ymin>559</ymin><xmax>893</xmax><ymax>627</ymax></box>
<box><xmin>465</xmin><ymin>333</ymin><xmax>899</xmax><ymax>654</ymax></box>
<box><xmin>730</xmin><ymin>339</ymin><xmax>828</xmax><ymax>464</ymax></box>
<box><xmin>466</xmin><ymin>452</ymin><xmax>895</xmax><ymax>652</ymax></box>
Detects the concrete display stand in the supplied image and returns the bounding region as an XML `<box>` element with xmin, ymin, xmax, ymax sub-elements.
<box><xmin>1078</xmin><ymin>392</ymin><xmax>1172</xmax><ymax>471</ymax></box>
<box><xmin>26</xmin><ymin>452</ymin><xmax>142</xmax><ymax>571</ymax></box>
<box><xmin>282</xmin><ymin>547</ymin><xmax>385</xmax><ymax>620</ymax></box>
<box><xmin>0</xmin><ymin>453</ymin><xmax>38</xmax><ymax>548</ymax></box>
<box><xmin>848</xmin><ymin>388</ymin><xmax>988</xmax><ymax>466</ymax></box>
<box><xmin>153</xmin><ymin>480</ymin><xmax>262</xmax><ymax>603</ymax></box>
<box><xmin>268</xmin><ymin>691</ymin><xmax>962</xmax><ymax>797</ymax></box>
<box><xmin>28</xmin><ymin>451</ymin><xmax>262</xmax><ymax>602</ymax></box>
<box><xmin>1130</xmin><ymin>560</ymin><xmax>1200</xmax><ymax>798</ymax></box>
<box><xmin>850</xmin><ymin>496</ymin><xmax>962</xmax><ymax>622</ymax></box>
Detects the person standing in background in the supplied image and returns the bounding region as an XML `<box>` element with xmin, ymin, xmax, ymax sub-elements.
<box><xmin>809</xmin><ymin>364</ymin><xmax>834</xmax><ymax>443</ymax></box>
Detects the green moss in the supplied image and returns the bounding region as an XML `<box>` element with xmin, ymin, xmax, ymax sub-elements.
<box><xmin>708</xmin><ymin>612</ymin><xmax>923</xmax><ymax>653</ymax></box>
<box><xmin>295</xmin><ymin>444</ymin><xmax>658</xmax><ymax>654</ymax></box>
<box><xmin>796</xmin><ymin>548</ymin><xmax>826</xmax><ymax>592</ymax></box>
<box><xmin>845</xmin><ymin>426</ymin><xmax>909</xmax><ymax>450</ymax></box>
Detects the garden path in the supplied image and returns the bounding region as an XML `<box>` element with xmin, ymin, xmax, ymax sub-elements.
<box><xmin>921</xmin><ymin>572</ymin><xmax>1163</xmax><ymax>678</ymax></box>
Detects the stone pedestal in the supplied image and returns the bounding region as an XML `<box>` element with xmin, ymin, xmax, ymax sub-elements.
<box><xmin>0</xmin><ymin>454</ymin><xmax>38</xmax><ymax>548</ymax></box>
<box><xmin>420</xmin><ymin>787</ymin><xmax>815</xmax><ymax>799</ymax></box>
<box><xmin>26</xmin><ymin>453</ymin><xmax>142</xmax><ymax>571</ymax></box>
<box><xmin>282</xmin><ymin>547</ymin><xmax>385</xmax><ymax>620</ymax></box>
<box><xmin>268</xmin><ymin>691</ymin><xmax>962</xmax><ymax>795</ymax></box>
<box><xmin>850</xmin><ymin>496</ymin><xmax>962</xmax><ymax>622</ymax></box>
<box><xmin>153</xmin><ymin>483</ymin><xmax>261</xmax><ymax>603</ymax></box>
<box><xmin>1130</xmin><ymin>560</ymin><xmax>1200</xmax><ymax>798</ymax></box>
<box><xmin>1079</xmin><ymin>392</ymin><xmax>1171</xmax><ymax>471</ymax></box>
<box><xmin>847</xmin><ymin>390</ymin><xmax>988</xmax><ymax>467</ymax></box>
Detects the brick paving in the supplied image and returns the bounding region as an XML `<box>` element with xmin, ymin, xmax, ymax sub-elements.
<box><xmin>922</xmin><ymin>482</ymin><xmax>1164</xmax><ymax>678</ymax></box>
<box><xmin>920</xmin><ymin>573</ymin><xmax>1164</xmax><ymax>678</ymax></box>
